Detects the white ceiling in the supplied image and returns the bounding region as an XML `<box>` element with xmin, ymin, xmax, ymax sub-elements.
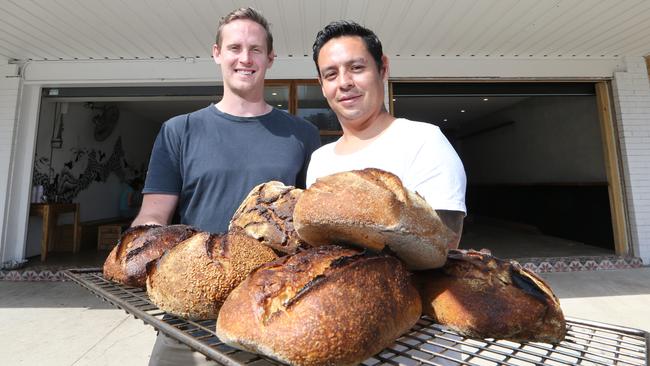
<box><xmin>394</xmin><ymin>96</ymin><xmax>531</xmax><ymax>127</ymax></box>
<box><xmin>2</xmin><ymin>0</ymin><xmax>650</xmax><ymax>63</ymax></box>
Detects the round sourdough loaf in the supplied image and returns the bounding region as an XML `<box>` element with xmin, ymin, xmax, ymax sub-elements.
<box><xmin>146</xmin><ymin>231</ymin><xmax>278</xmax><ymax>319</ymax></box>
<box><xmin>216</xmin><ymin>245</ymin><xmax>421</xmax><ymax>366</ymax></box>
<box><xmin>415</xmin><ymin>249</ymin><xmax>566</xmax><ymax>343</ymax></box>
<box><xmin>103</xmin><ymin>224</ymin><xmax>197</xmax><ymax>287</ymax></box>
<box><xmin>294</xmin><ymin>168</ymin><xmax>452</xmax><ymax>269</ymax></box>
<box><xmin>229</xmin><ymin>181</ymin><xmax>309</xmax><ymax>254</ymax></box>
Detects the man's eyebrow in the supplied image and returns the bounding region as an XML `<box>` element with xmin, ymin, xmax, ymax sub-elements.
<box><xmin>319</xmin><ymin>57</ymin><xmax>368</xmax><ymax>74</ymax></box>
<box><xmin>225</xmin><ymin>42</ymin><xmax>265</xmax><ymax>49</ymax></box>
<box><xmin>348</xmin><ymin>57</ymin><xmax>367</xmax><ymax>64</ymax></box>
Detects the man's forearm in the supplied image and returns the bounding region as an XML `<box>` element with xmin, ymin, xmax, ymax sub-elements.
<box><xmin>131</xmin><ymin>193</ymin><xmax>179</xmax><ymax>228</ymax></box>
<box><xmin>131</xmin><ymin>212</ymin><xmax>169</xmax><ymax>227</ymax></box>
<box><xmin>436</xmin><ymin>210</ymin><xmax>465</xmax><ymax>249</ymax></box>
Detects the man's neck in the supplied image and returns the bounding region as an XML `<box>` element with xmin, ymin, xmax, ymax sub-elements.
<box><xmin>216</xmin><ymin>90</ymin><xmax>271</xmax><ymax>117</ymax></box>
<box><xmin>335</xmin><ymin>111</ymin><xmax>395</xmax><ymax>155</ymax></box>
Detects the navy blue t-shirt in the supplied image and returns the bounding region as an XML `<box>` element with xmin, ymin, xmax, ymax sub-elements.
<box><xmin>143</xmin><ymin>104</ymin><xmax>320</xmax><ymax>233</ymax></box>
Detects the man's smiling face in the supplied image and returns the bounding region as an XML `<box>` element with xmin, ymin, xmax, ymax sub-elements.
<box><xmin>317</xmin><ymin>36</ymin><xmax>387</xmax><ymax>131</ymax></box>
<box><xmin>213</xmin><ymin>19</ymin><xmax>274</xmax><ymax>98</ymax></box>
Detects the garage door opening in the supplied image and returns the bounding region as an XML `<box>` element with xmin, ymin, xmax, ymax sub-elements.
<box><xmin>25</xmin><ymin>82</ymin><xmax>335</xmax><ymax>265</ymax></box>
<box><xmin>392</xmin><ymin>82</ymin><xmax>624</xmax><ymax>259</ymax></box>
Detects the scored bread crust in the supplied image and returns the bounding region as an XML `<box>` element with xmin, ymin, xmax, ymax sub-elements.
<box><xmin>103</xmin><ymin>224</ymin><xmax>198</xmax><ymax>287</ymax></box>
<box><xmin>229</xmin><ymin>181</ymin><xmax>309</xmax><ymax>254</ymax></box>
<box><xmin>415</xmin><ymin>249</ymin><xmax>566</xmax><ymax>343</ymax></box>
<box><xmin>146</xmin><ymin>231</ymin><xmax>278</xmax><ymax>320</ymax></box>
<box><xmin>103</xmin><ymin>225</ymin><xmax>157</xmax><ymax>282</ymax></box>
<box><xmin>294</xmin><ymin>168</ymin><xmax>452</xmax><ymax>269</ymax></box>
<box><xmin>216</xmin><ymin>245</ymin><xmax>422</xmax><ymax>366</ymax></box>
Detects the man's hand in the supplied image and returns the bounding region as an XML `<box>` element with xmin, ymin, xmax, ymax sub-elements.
<box><xmin>131</xmin><ymin>194</ymin><xmax>179</xmax><ymax>227</ymax></box>
<box><xmin>436</xmin><ymin>210</ymin><xmax>465</xmax><ymax>249</ymax></box>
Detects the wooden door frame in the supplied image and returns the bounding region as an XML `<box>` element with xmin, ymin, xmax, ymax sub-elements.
<box><xmin>595</xmin><ymin>81</ymin><xmax>630</xmax><ymax>255</ymax></box>
<box><xmin>265</xmin><ymin>79</ymin><xmax>320</xmax><ymax>115</ymax></box>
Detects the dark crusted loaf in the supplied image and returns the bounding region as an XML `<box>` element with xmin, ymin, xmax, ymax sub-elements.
<box><xmin>229</xmin><ymin>181</ymin><xmax>309</xmax><ymax>254</ymax></box>
<box><xmin>415</xmin><ymin>249</ymin><xmax>566</xmax><ymax>343</ymax></box>
<box><xmin>216</xmin><ymin>245</ymin><xmax>422</xmax><ymax>366</ymax></box>
<box><xmin>103</xmin><ymin>224</ymin><xmax>198</xmax><ymax>287</ymax></box>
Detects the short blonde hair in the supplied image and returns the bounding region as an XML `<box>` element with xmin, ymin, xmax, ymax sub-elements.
<box><xmin>215</xmin><ymin>7</ymin><xmax>273</xmax><ymax>53</ymax></box>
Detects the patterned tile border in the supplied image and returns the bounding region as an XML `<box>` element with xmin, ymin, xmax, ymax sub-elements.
<box><xmin>517</xmin><ymin>255</ymin><xmax>644</xmax><ymax>273</ymax></box>
<box><xmin>0</xmin><ymin>255</ymin><xmax>645</xmax><ymax>281</ymax></box>
<box><xmin>0</xmin><ymin>269</ymin><xmax>67</xmax><ymax>281</ymax></box>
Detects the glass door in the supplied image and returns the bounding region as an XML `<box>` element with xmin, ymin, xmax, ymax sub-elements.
<box><xmin>295</xmin><ymin>82</ymin><xmax>341</xmax><ymax>145</ymax></box>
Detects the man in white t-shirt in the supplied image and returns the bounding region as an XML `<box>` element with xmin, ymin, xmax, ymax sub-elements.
<box><xmin>309</xmin><ymin>21</ymin><xmax>467</xmax><ymax>248</ymax></box>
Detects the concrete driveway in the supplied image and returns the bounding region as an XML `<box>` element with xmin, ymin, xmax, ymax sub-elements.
<box><xmin>1</xmin><ymin>267</ymin><xmax>649</xmax><ymax>366</ymax></box>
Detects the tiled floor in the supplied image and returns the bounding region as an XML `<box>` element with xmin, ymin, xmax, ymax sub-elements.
<box><xmin>459</xmin><ymin>218</ymin><xmax>614</xmax><ymax>258</ymax></box>
<box><xmin>457</xmin><ymin>219</ymin><xmax>642</xmax><ymax>272</ymax></box>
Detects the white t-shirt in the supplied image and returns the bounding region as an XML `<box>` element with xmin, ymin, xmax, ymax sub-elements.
<box><xmin>306</xmin><ymin>118</ymin><xmax>467</xmax><ymax>214</ymax></box>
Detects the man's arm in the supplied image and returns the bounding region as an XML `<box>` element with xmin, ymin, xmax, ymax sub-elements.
<box><xmin>131</xmin><ymin>193</ymin><xmax>179</xmax><ymax>227</ymax></box>
<box><xmin>436</xmin><ymin>210</ymin><xmax>465</xmax><ymax>249</ymax></box>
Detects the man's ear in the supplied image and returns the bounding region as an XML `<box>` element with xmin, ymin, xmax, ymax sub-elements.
<box><xmin>212</xmin><ymin>44</ymin><xmax>221</xmax><ymax>65</ymax></box>
<box><xmin>380</xmin><ymin>55</ymin><xmax>389</xmax><ymax>81</ymax></box>
<box><xmin>267</xmin><ymin>51</ymin><xmax>275</xmax><ymax>69</ymax></box>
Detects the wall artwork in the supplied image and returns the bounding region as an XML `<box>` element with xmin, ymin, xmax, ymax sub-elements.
<box><xmin>32</xmin><ymin>137</ymin><xmax>139</xmax><ymax>203</ymax></box>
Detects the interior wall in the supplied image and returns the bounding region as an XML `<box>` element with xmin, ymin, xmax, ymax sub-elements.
<box><xmin>460</xmin><ymin>96</ymin><xmax>606</xmax><ymax>184</ymax></box>
<box><xmin>459</xmin><ymin>95</ymin><xmax>613</xmax><ymax>249</ymax></box>
<box><xmin>33</xmin><ymin>101</ymin><xmax>159</xmax><ymax>220</ymax></box>
<box><xmin>24</xmin><ymin>101</ymin><xmax>160</xmax><ymax>257</ymax></box>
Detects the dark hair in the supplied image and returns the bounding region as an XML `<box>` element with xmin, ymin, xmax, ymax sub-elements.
<box><xmin>215</xmin><ymin>7</ymin><xmax>273</xmax><ymax>53</ymax></box>
<box><xmin>312</xmin><ymin>21</ymin><xmax>384</xmax><ymax>76</ymax></box>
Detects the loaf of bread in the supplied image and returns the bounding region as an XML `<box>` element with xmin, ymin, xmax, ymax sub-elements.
<box><xmin>294</xmin><ymin>168</ymin><xmax>452</xmax><ymax>270</ymax></box>
<box><xmin>229</xmin><ymin>181</ymin><xmax>308</xmax><ymax>254</ymax></box>
<box><xmin>216</xmin><ymin>245</ymin><xmax>421</xmax><ymax>366</ymax></box>
<box><xmin>103</xmin><ymin>224</ymin><xmax>198</xmax><ymax>287</ymax></box>
<box><xmin>415</xmin><ymin>249</ymin><xmax>566</xmax><ymax>343</ymax></box>
<box><xmin>146</xmin><ymin>231</ymin><xmax>278</xmax><ymax>319</ymax></box>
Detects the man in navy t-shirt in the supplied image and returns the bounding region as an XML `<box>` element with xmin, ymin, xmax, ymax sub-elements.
<box><xmin>134</xmin><ymin>7</ymin><xmax>320</xmax><ymax>366</ymax></box>
<box><xmin>132</xmin><ymin>8</ymin><xmax>320</xmax><ymax>234</ymax></box>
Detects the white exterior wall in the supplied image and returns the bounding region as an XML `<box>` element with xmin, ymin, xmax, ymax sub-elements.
<box><xmin>612</xmin><ymin>57</ymin><xmax>650</xmax><ymax>264</ymax></box>
<box><xmin>20</xmin><ymin>57</ymin><xmax>623</xmax><ymax>83</ymax></box>
<box><xmin>0</xmin><ymin>56</ymin><xmax>646</xmax><ymax>262</ymax></box>
<box><xmin>0</xmin><ymin>60</ymin><xmax>20</xmax><ymax>263</ymax></box>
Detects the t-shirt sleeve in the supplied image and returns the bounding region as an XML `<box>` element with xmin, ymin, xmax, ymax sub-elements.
<box><xmin>296</xmin><ymin>122</ymin><xmax>322</xmax><ymax>189</ymax></box>
<box><xmin>409</xmin><ymin>126</ymin><xmax>467</xmax><ymax>214</ymax></box>
<box><xmin>306</xmin><ymin>146</ymin><xmax>326</xmax><ymax>188</ymax></box>
<box><xmin>142</xmin><ymin>117</ymin><xmax>184</xmax><ymax>195</ymax></box>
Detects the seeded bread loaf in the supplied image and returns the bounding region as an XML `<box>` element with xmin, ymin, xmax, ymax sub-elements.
<box><xmin>294</xmin><ymin>168</ymin><xmax>452</xmax><ymax>269</ymax></box>
<box><xmin>103</xmin><ymin>224</ymin><xmax>198</xmax><ymax>287</ymax></box>
<box><xmin>146</xmin><ymin>231</ymin><xmax>278</xmax><ymax>319</ymax></box>
<box><xmin>415</xmin><ymin>249</ymin><xmax>566</xmax><ymax>343</ymax></box>
<box><xmin>229</xmin><ymin>181</ymin><xmax>308</xmax><ymax>254</ymax></box>
<box><xmin>216</xmin><ymin>245</ymin><xmax>421</xmax><ymax>366</ymax></box>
